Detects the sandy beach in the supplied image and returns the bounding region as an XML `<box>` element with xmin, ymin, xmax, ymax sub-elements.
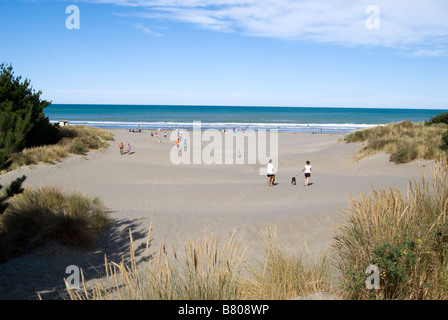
<box><xmin>0</xmin><ymin>129</ymin><xmax>434</xmax><ymax>299</ymax></box>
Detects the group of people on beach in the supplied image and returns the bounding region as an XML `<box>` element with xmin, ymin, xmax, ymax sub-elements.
<box><xmin>267</xmin><ymin>159</ymin><xmax>312</xmax><ymax>187</ymax></box>
<box><xmin>119</xmin><ymin>131</ymin><xmax>312</xmax><ymax>188</ymax></box>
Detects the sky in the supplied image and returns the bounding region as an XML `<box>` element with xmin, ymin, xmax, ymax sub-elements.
<box><xmin>0</xmin><ymin>0</ymin><xmax>447</xmax><ymax>109</ymax></box>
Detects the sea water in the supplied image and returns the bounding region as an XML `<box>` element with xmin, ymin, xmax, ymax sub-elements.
<box><xmin>44</xmin><ymin>104</ymin><xmax>448</xmax><ymax>134</ymax></box>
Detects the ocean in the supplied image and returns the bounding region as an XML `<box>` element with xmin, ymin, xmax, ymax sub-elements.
<box><xmin>44</xmin><ymin>104</ymin><xmax>448</xmax><ymax>134</ymax></box>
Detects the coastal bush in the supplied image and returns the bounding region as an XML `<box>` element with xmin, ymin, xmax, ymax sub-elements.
<box><xmin>3</xmin><ymin>125</ymin><xmax>113</xmax><ymax>172</ymax></box>
<box><xmin>426</xmin><ymin>112</ymin><xmax>448</xmax><ymax>152</ymax></box>
<box><xmin>0</xmin><ymin>175</ymin><xmax>26</xmax><ymax>215</ymax></box>
<box><xmin>333</xmin><ymin>161</ymin><xmax>448</xmax><ymax>299</ymax></box>
<box><xmin>426</xmin><ymin>112</ymin><xmax>448</xmax><ymax>126</ymax></box>
<box><xmin>0</xmin><ymin>186</ymin><xmax>110</xmax><ymax>263</ymax></box>
<box><xmin>0</xmin><ymin>64</ymin><xmax>59</xmax><ymax>170</ymax></box>
<box><xmin>0</xmin><ymin>64</ymin><xmax>113</xmax><ymax>172</ymax></box>
<box><xmin>441</xmin><ymin>131</ymin><xmax>448</xmax><ymax>151</ymax></box>
<box><xmin>344</xmin><ymin>121</ymin><xmax>448</xmax><ymax>163</ymax></box>
<box><xmin>69</xmin><ymin>140</ymin><xmax>86</xmax><ymax>154</ymax></box>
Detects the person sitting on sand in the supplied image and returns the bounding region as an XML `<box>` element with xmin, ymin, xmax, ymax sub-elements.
<box><xmin>301</xmin><ymin>160</ymin><xmax>312</xmax><ymax>186</ymax></box>
<box><xmin>267</xmin><ymin>159</ymin><xmax>275</xmax><ymax>186</ymax></box>
<box><xmin>119</xmin><ymin>142</ymin><xmax>124</xmax><ymax>155</ymax></box>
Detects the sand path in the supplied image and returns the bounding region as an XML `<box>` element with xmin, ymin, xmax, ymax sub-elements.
<box><xmin>0</xmin><ymin>129</ymin><xmax>432</xmax><ymax>299</ymax></box>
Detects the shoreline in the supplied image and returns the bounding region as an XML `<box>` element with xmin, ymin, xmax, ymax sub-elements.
<box><xmin>0</xmin><ymin>128</ymin><xmax>435</xmax><ymax>299</ymax></box>
<box><xmin>50</xmin><ymin>121</ymin><xmax>377</xmax><ymax>134</ymax></box>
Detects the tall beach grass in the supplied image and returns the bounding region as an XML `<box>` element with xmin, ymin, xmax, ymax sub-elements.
<box><xmin>0</xmin><ymin>185</ymin><xmax>111</xmax><ymax>263</ymax></box>
<box><xmin>333</xmin><ymin>160</ymin><xmax>448</xmax><ymax>299</ymax></box>
<box><xmin>66</xmin><ymin>226</ymin><xmax>333</xmax><ymax>300</ymax></box>
<box><xmin>3</xmin><ymin>125</ymin><xmax>114</xmax><ymax>173</ymax></box>
<box><xmin>240</xmin><ymin>226</ymin><xmax>333</xmax><ymax>300</ymax></box>
<box><xmin>344</xmin><ymin>121</ymin><xmax>448</xmax><ymax>163</ymax></box>
<box><xmin>67</xmin><ymin>228</ymin><xmax>248</xmax><ymax>300</ymax></box>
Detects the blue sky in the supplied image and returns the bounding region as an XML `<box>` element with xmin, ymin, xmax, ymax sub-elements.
<box><xmin>1</xmin><ymin>0</ymin><xmax>447</xmax><ymax>108</ymax></box>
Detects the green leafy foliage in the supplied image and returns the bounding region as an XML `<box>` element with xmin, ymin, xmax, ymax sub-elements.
<box><xmin>441</xmin><ymin>131</ymin><xmax>448</xmax><ymax>151</ymax></box>
<box><xmin>426</xmin><ymin>113</ymin><xmax>448</xmax><ymax>151</ymax></box>
<box><xmin>0</xmin><ymin>175</ymin><xmax>26</xmax><ymax>215</ymax></box>
<box><xmin>426</xmin><ymin>112</ymin><xmax>448</xmax><ymax>126</ymax></box>
<box><xmin>0</xmin><ymin>63</ymin><xmax>58</xmax><ymax>170</ymax></box>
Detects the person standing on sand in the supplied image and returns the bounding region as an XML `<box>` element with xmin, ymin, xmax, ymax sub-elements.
<box><xmin>127</xmin><ymin>143</ymin><xmax>131</xmax><ymax>155</ymax></box>
<box><xmin>267</xmin><ymin>159</ymin><xmax>275</xmax><ymax>186</ymax></box>
<box><xmin>119</xmin><ymin>142</ymin><xmax>124</xmax><ymax>155</ymax></box>
<box><xmin>301</xmin><ymin>161</ymin><xmax>312</xmax><ymax>186</ymax></box>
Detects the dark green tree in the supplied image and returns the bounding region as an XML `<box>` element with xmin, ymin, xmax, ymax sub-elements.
<box><xmin>0</xmin><ymin>175</ymin><xmax>26</xmax><ymax>215</ymax></box>
<box><xmin>426</xmin><ymin>112</ymin><xmax>448</xmax><ymax>151</ymax></box>
<box><xmin>0</xmin><ymin>64</ymin><xmax>58</xmax><ymax>169</ymax></box>
<box><xmin>425</xmin><ymin>112</ymin><xmax>448</xmax><ymax>126</ymax></box>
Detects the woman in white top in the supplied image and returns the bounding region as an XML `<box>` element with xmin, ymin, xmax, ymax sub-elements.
<box><xmin>267</xmin><ymin>159</ymin><xmax>275</xmax><ymax>186</ymax></box>
<box><xmin>301</xmin><ymin>161</ymin><xmax>312</xmax><ymax>186</ymax></box>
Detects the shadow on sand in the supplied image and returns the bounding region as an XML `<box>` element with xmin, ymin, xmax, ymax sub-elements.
<box><xmin>0</xmin><ymin>215</ymin><xmax>152</xmax><ymax>300</ymax></box>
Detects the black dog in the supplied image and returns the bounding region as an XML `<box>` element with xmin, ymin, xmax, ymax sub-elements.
<box><xmin>291</xmin><ymin>177</ymin><xmax>296</xmax><ymax>185</ymax></box>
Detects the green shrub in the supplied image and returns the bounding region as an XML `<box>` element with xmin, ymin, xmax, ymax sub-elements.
<box><xmin>441</xmin><ymin>131</ymin><xmax>448</xmax><ymax>150</ymax></box>
<box><xmin>69</xmin><ymin>140</ymin><xmax>86</xmax><ymax>154</ymax></box>
<box><xmin>333</xmin><ymin>161</ymin><xmax>448</xmax><ymax>299</ymax></box>
<box><xmin>426</xmin><ymin>112</ymin><xmax>448</xmax><ymax>126</ymax></box>
<box><xmin>0</xmin><ymin>175</ymin><xmax>26</xmax><ymax>215</ymax></box>
<box><xmin>0</xmin><ymin>64</ymin><xmax>58</xmax><ymax>170</ymax></box>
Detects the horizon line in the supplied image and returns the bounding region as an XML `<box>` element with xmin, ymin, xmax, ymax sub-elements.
<box><xmin>48</xmin><ymin>104</ymin><xmax>448</xmax><ymax>111</ymax></box>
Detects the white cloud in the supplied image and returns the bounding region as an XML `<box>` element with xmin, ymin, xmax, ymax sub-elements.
<box><xmin>410</xmin><ymin>48</ymin><xmax>446</xmax><ymax>57</ymax></box>
<box><xmin>80</xmin><ymin>0</ymin><xmax>448</xmax><ymax>51</ymax></box>
<box><xmin>133</xmin><ymin>23</ymin><xmax>163</xmax><ymax>36</ymax></box>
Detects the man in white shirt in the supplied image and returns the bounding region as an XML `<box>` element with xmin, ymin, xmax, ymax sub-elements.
<box><xmin>267</xmin><ymin>159</ymin><xmax>275</xmax><ymax>186</ymax></box>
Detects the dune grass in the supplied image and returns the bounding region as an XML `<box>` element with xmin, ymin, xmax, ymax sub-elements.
<box><xmin>0</xmin><ymin>185</ymin><xmax>111</xmax><ymax>263</ymax></box>
<box><xmin>66</xmin><ymin>226</ymin><xmax>333</xmax><ymax>300</ymax></box>
<box><xmin>67</xmin><ymin>228</ymin><xmax>248</xmax><ymax>300</ymax></box>
<box><xmin>333</xmin><ymin>160</ymin><xmax>448</xmax><ymax>299</ymax></box>
<box><xmin>344</xmin><ymin>121</ymin><xmax>448</xmax><ymax>163</ymax></box>
<box><xmin>240</xmin><ymin>226</ymin><xmax>332</xmax><ymax>300</ymax></box>
<box><xmin>3</xmin><ymin>125</ymin><xmax>114</xmax><ymax>173</ymax></box>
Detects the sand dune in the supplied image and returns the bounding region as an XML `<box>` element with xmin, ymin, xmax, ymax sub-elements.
<box><xmin>0</xmin><ymin>129</ymin><xmax>433</xmax><ymax>299</ymax></box>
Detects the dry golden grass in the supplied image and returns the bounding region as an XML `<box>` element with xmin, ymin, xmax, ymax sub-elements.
<box><xmin>240</xmin><ymin>226</ymin><xmax>333</xmax><ymax>300</ymax></box>
<box><xmin>65</xmin><ymin>226</ymin><xmax>334</xmax><ymax>300</ymax></box>
<box><xmin>0</xmin><ymin>186</ymin><xmax>111</xmax><ymax>263</ymax></box>
<box><xmin>67</xmin><ymin>227</ymin><xmax>247</xmax><ymax>300</ymax></box>
<box><xmin>344</xmin><ymin>121</ymin><xmax>448</xmax><ymax>163</ymax></box>
<box><xmin>333</xmin><ymin>160</ymin><xmax>448</xmax><ymax>299</ymax></box>
<box><xmin>3</xmin><ymin>125</ymin><xmax>114</xmax><ymax>173</ymax></box>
